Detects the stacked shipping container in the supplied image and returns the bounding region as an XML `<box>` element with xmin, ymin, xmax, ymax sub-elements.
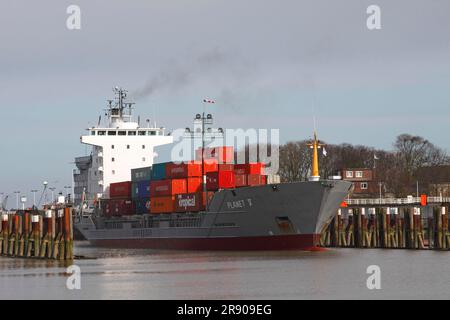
<box><xmin>102</xmin><ymin>146</ymin><xmax>281</xmax><ymax>217</ymax></box>
<box><xmin>131</xmin><ymin>166</ymin><xmax>152</xmax><ymax>214</ymax></box>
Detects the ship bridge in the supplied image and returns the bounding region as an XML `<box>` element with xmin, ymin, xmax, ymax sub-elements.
<box><xmin>77</xmin><ymin>87</ymin><xmax>173</xmax><ymax>201</ymax></box>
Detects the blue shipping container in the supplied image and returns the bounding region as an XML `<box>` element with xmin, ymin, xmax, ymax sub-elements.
<box><xmin>151</xmin><ymin>163</ymin><xmax>168</xmax><ymax>180</ymax></box>
<box><xmin>135</xmin><ymin>197</ymin><xmax>151</xmax><ymax>214</ymax></box>
<box><xmin>137</xmin><ymin>180</ymin><xmax>151</xmax><ymax>198</ymax></box>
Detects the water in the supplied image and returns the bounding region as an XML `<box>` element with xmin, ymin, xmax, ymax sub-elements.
<box><xmin>1</xmin><ymin>241</ymin><xmax>449</xmax><ymax>299</ymax></box>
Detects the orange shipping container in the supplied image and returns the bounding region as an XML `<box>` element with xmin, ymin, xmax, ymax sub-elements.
<box><xmin>150</xmin><ymin>196</ymin><xmax>176</xmax><ymax>214</ymax></box>
<box><xmin>150</xmin><ymin>179</ymin><xmax>187</xmax><ymax>197</ymax></box>
<box><xmin>235</xmin><ymin>174</ymin><xmax>247</xmax><ymax>188</ymax></box>
<box><xmin>234</xmin><ymin>163</ymin><xmax>265</xmax><ymax>175</ymax></box>
<box><xmin>189</xmin><ymin>160</ymin><xmax>219</xmax><ymax>173</ymax></box>
<box><xmin>247</xmin><ymin>174</ymin><xmax>266</xmax><ymax>186</ymax></box>
<box><xmin>187</xmin><ymin>177</ymin><xmax>203</xmax><ymax>193</ymax></box>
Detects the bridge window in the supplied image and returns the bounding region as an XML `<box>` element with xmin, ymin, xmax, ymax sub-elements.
<box><xmin>108</xmin><ymin>131</ymin><xmax>117</xmax><ymax>136</ymax></box>
<box><xmin>91</xmin><ymin>131</ymin><xmax>96</xmax><ymax>135</ymax></box>
<box><xmin>138</xmin><ymin>131</ymin><xmax>146</xmax><ymax>136</ymax></box>
<box><xmin>98</xmin><ymin>131</ymin><xmax>106</xmax><ymax>136</ymax></box>
<box><xmin>118</xmin><ymin>131</ymin><xmax>126</xmax><ymax>136</ymax></box>
<box><xmin>128</xmin><ymin>131</ymin><xmax>136</xmax><ymax>136</ymax></box>
<box><xmin>149</xmin><ymin>131</ymin><xmax>156</xmax><ymax>136</ymax></box>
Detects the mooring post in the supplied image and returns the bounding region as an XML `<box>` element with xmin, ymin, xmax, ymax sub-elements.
<box><xmin>64</xmin><ymin>207</ymin><xmax>73</xmax><ymax>260</ymax></box>
<box><xmin>442</xmin><ymin>206</ymin><xmax>448</xmax><ymax>250</ymax></box>
<box><xmin>346</xmin><ymin>209</ymin><xmax>354</xmax><ymax>247</ymax></box>
<box><xmin>1</xmin><ymin>213</ymin><xmax>9</xmax><ymax>255</ymax></box>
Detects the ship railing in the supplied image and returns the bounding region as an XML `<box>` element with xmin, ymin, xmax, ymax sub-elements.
<box><xmin>346</xmin><ymin>196</ymin><xmax>450</xmax><ymax>206</ymax></box>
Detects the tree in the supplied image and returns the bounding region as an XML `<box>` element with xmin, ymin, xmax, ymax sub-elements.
<box><xmin>278</xmin><ymin>141</ymin><xmax>311</xmax><ymax>182</ymax></box>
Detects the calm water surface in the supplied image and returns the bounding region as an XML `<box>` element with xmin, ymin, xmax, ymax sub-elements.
<box><xmin>1</xmin><ymin>241</ymin><xmax>449</xmax><ymax>299</ymax></box>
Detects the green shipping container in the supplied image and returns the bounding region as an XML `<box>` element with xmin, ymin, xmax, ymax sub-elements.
<box><xmin>131</xmin><ymin>166</ymin><xmax>152</xmax><ymax>182</ymax></box>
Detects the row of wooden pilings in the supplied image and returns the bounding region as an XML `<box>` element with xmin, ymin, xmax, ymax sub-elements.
<box><xmin>321</xmin><ymin>205</ymin><xmax>450</xmax><ymax>250</ymax></box>
<box><xmin>0</xmin><ymin>206</ymin><xmax>73</xmax><ymax>260</ymax></box>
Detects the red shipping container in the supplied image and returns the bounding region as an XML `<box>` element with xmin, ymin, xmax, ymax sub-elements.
<box><xmin>110</xmin><ymin>181</ymin><xmax>132</xmax><ymax>198</ymax></box>
<box><xmin>174</xmin><ymin>192</ymin><xmax>214</xmax><ymax>213</ymax></box>
<box><xmin>235</xmin><ymin>174</ymin><xmax>247</xmax><ymax>188</ymax></box>
<box><xmin>218</xmin><ymin>164</ymin><xmax>234</xmax><ymax>171</ymax></box>
<box><xmin>206</xmin><ymin>171</ymin><xmax>235</xmax><ymax>191</ymax></box>
<box><xmin>247</xmin><ymin>174</ymin><xmax>266</xmax><ymax>186</ymax></box>
<box><xmin>196</xmin><ymin>146</ymin><xmax>234</xmax><ymax>164</ymax></box>
<box><xmin>150</xmin><ymin>196</ymin><xmax>175</xmax><ymax>214</ymax></box>
<box><xmin>166</xmin><ymin>162</ymin><xmax>202</xmax><ymax>179</ymax></box>
<box><xmin>189</xmin><ymin>160</ymin><xmax>219</xmax><ymax>173</ymax></box>
<box><xmin>102</xmin><ymin>199</ymin><xmax>135</xmax><ymax>217</ymax></box>
<box><xmin>234</xmin><ymin>163</ymin><xmax>265</xmax><ymax>175</ymax></box>
<box><xmin>187</xmin><ymin>177</ymin><xmax>202</xmax><ymax>193</ymax></box>
<box><xmin>150</xmin><ymin>179</ymin><xmax>187</xmax><ymax>197</ymax></box>
<box><xmin>115</xmin><ymin>199</ymin><xmax>136</xmax><ymax>216</ymax></box>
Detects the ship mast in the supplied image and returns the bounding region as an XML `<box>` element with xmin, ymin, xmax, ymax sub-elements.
<box><xmin>307</xmin><ymin>131</ymin><xmax>325</xmax><ymax>182</ymax></box>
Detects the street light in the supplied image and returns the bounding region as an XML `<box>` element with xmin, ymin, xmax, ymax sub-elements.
<box><xmin>49</xmin><ymin>187</ymin><xmax>56</xmax><ymax>204</ymax></box>
<box><xmin>31</xmin><ymin>190</ymin><xmax>38</xmax><ymax>208</ymax></box>
<box><xmin>14</xmin><ymin>191</ymin><xmax>20</xmax><ymax>210</ymax></box>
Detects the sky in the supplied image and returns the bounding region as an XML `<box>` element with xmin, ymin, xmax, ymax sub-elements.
<box><xmin>1</xmin><ymin>0</ymin><xmax>450</xmax><ymax>207</ymax></box>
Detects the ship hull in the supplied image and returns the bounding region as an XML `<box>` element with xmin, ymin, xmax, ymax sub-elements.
<box><xmin>75</xmin><ymin>180</ymin><xmax>352</xmax><ymax>251</ymax></box>
<box><xmin>89</xmin><ymin>234</ymin><xmax>322</xmax><ymax>251</ymax></box>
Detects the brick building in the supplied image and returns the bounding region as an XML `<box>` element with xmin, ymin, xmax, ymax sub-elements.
<box><xmin>340</xmin><ymin>168</ymin><xmax>379</xmax><ymax>197</ymax></box>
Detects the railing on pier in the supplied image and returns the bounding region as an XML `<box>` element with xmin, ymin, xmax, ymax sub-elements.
<box><xmin>346</xmin><ymin>196</ymin><xmax>450</xmax><ymax>206</ymax></box>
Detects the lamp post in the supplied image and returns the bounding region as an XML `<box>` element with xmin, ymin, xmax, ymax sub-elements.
<box><xmin>49</xmin><ymin>187</ymin><xmax>56</xmax><ymax>204</ymax></box>
<box><xmin>31</xmin><ymin>190</ymin><xmax>38</xmax><ymax>208</ymax></box>
<box><xmin>14</xmin><ymin>191</ymin><xmax>20</xmax><ymax>210</ymax></box>
<box><xmin>64</xmin><ymin>185</ymin><xmax>71</xmax><ymax>199</ymax></box>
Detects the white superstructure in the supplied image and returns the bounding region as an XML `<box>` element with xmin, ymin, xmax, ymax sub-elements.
<box><xmin>74</xmin><ymin>87</ymin><xmax>173</xmax><ymax>204</ymax></box>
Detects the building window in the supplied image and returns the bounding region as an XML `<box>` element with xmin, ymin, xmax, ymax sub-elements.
<box><xmin>112</xmin><ymin>157</ymin><xmax>115</xmax><ymax>162</ymax></box>
<box><xmin>112</xmin><ymin>170</ymin><xmax>115</xmax><ymax>175</ymax></box>
<box><xmin>111</xmin><ymin>145</ymin><xmax>114</xmax><ymax>149</ymax></box>
<box><xmin>361</xmin><ymin>182</ymin><xmax>368</xmax><ymax>190</ymax></box>
<box><xmin>356</xmin><ymin>171</ymin><xmax>363</xmax><ymax>178</ymax></box>
<box><xmin>346</xmin><ymin>171</ymin><xmax>354</xmax><ymax>178</ymax></box>
<box><xmin>142</xmin><ymin>145</ymin><xmax>145</xmax><ymax>149</ymax></box>
<box><xmin>127</xmin><ymin>145</ymin><xmax>130</xmax><ymax>149</ymax></box>
<box><xmin>142</xmin><ymin>157</ymin><xmax>146</xmax><ymax>162</ymax></box>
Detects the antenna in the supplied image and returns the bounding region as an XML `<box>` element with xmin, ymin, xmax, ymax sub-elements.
<box><xmin>98</xmin><ymin>115</ymin><xmax>101</xmax><ymax>127</ymax></box>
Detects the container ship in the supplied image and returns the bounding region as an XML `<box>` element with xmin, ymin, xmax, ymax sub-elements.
<box><xmin>73</xmin><ymin>87</ymin><xmax>352</xmax><ymax>250</ymax></box>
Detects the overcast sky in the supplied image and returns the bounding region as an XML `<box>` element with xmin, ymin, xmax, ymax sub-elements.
<box><xmin>1</xmin><ymin>0</ymin><xmax>450</xmax><ymax>206</ymax></box>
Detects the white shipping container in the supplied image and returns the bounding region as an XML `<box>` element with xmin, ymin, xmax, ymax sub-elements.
<box><xmin>266</xmin><ymin>174</ymin><xmax>281</xmax><ymax>184</ymax></box>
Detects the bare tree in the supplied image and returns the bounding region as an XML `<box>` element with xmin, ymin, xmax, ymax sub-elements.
<box><xmin>278</xmin><ymin>141</ymin><xmax>311</xmax><ymax>182</ymax></box>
